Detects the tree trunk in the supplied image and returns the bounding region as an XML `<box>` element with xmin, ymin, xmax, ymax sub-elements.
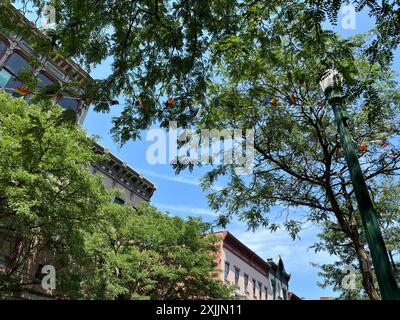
<box><xmin>351</xmin><ymin>229</ymin><xmax>381</xmax><ymax>300</ymax></box>
<box><xmin>325</xmin><ymin>185</ymin><xmax>380</xmax><ymax>299</ymax></box>
<box><xmin>388</xmin><ymin>250</ymin><xmax>397</xmax><ymax>272</ymax></box>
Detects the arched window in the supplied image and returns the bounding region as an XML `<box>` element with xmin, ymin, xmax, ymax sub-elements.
<box><xmin>0</xmin><ymin>52</ymin><xmax>32</xmax><ymax>97</ymax></box>
<box><xmin>4</xmin><ymin>52</ymin><xmax>32</xmax><ymax>75</ymax></box>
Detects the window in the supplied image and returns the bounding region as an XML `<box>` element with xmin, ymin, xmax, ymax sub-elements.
<box><xmin>0</xmin><ymin>39</ymin><xmax>7</xmax><ymax>57</ymax></box>
<box><xmin>234</xmin><ymin>267</ymin><xmax>240</xmax><ymax>286</ymax></box>
<box><xmin>259</xmin><ymin>282</ymin><xmax>262</xmax><ymax>300</ymax></box>
<box><xmin>37</xmin><ymin>72</ymin><xmax>56</xmax><ymax>88</ymax></box>
<box><xmin>252</xmin><ymin>278</ymin><xmax>256</xmax><ymax>296</ymax></box>
<box><xmin>0</xmin><ymin>52</ymin><xmax>32</xmax><ymax>96</ymax></box>
<box><xmin>264</xmin><ymin>286</ymin><xmax>268</xmax><ymax>300</ymax></box>
<box><xmin>4</xmin><ymin>52</ymin><xmax>32</xmax><ymax>75</ymax></box>
<box><xmin>224</xmin><ymin>262</ymin><xmax>230</xmax><ymax>281</ymax></box>
<box><xmin>114</xmin><ymin>197</ymin><xmax>125</xmax><ymax>205</ymax></box>
<box><xmin>244</xmin><ymin>273</ymin><xmax>249</xmax><ymax>292</ymax></box>
<box><xmin>271</xmin><ymin>279</ymin><xmax>276</xmax><ymax>300</ymax></box>
<box><xmin>283</xmin><ymin>288</ymin><xmax>287</xmax><ymax>300</ymax></box>
<box><xmin>0</xmin><ymin>68</ymin><xmax>12</xmax><ymax>88</ymax></box>
<box><xmin>58</xmin><ymin>96</ymin><xmax>79</xmax><ymax>111</ymax></box>
<box><xmin>276</xmin><ymin>282</ymin><xmax>282</xmax><ymax>299</ymax></box>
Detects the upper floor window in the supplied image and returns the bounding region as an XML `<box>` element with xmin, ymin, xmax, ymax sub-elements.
<box><xmin>0</xmin><ymin>68</ymin><xmax>12</xmax><ymax>88</ymax></box>
<box><xmin>0</xmin><ymin>39</ymin><xmax>7</xmax><ymax>57</ymax></box>
<box><xmin>234</xmin><ymin>267</ymin><xmax>240</xmax><ymax>286</ymax></box>
<box><xmin>252</xmin><ymin>278</ymin><xmax>256</xmax><ymax>296</ymax></box>
<box><xmin>264</xmin><ymin>286</ymin><xmax>268</xmax><ymax>300</ymax></box>
<box><xmin>283</xmin><ymin>288</ymin><xmax>287</xmax><ymax>300</ymax></box>
<box><xmin>277</xmin><ymin>282</ymin><xmax>281</xmax><ymax>297</ymax></box>
<box><xmin>244</xmin><ymin>273</ymin><xmax>249</xmax><ymax>292</ymax></box>
<box><xmin>271</xmin><ymin>279</ymin><xmax>276</xmax><ymax>299</ymax></box>
<box><xmin>224</xmin><ymin>262</ymin><xmax>230</xmax><ymax>281</ymax></box>
<box><xmin>0</xmin><ymin>53</ymin><xmax>32</xmax><ymax>96</ymax></box>
<box><xmin>58</xmin><ymin>96</ymin><xmax>79</xmax><ymax>111</ymax></box>
<box><xmin>258</xmin><ymin>282</ymin><xmax>262</xmax><ymax>300</ymax></box>
<box><xmin>4</xmin><ymin>52</ymin><xmax>32</xmax><ymax>76</ymax></box>
<box><xmin>38</xmin><ymin>72</ymin><xmax>56</xmax><ymax>88</ymax></box>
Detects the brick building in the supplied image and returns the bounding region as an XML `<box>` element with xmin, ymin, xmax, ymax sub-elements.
<box><xmin>214</xmin><ymin>231</ymin><xmax>292</xmax><ymax>300</ymax></box>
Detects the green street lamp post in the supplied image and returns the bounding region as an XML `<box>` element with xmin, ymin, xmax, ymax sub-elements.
<box><xmin>320</xmin><ymin>69</ymin><xmax>400</xmax><ymax>299</ymax></box>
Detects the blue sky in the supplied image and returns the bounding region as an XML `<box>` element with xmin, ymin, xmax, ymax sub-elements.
<box><xmin>17</xmin><ymin>3</ymin><xmax>398</xmax><ymax>300</ymax></box>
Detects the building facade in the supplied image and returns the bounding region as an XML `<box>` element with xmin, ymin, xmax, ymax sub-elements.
<box><xmin>267</xmin><ymin>257</ymin><xmax>291</xmax><ymax>300</ymax></box>
<box><xmin>0</xmin><ymin>5</ymin><xmax>156</xmax><ymax>279</ymax></box>
<box><xmin>214</xmin><ymin>231</ymin><xmax>291</xmax><ymax>300</ymax></box>
<box><xmin>0</xmin><ymin>6</ymin><xmax>156</xmax><ymax>207</ymax></box>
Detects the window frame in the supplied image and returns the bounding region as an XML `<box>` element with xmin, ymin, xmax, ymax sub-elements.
<box><xmin>37</xmin><ymin>70</ymin><xmax>59</xmax><ymax>89</ymax></box>
<box><xmin>0</xmin><ymin>68</ymin><xmax>13</xmax><ymax>88</ymax></box>
<box><xmin>283</xmin><ymin>288</ymin><xmax>287</xmax><ymax>300</ymax></box>
<box><xmin>57</xmin><ymin>95</ymin><xmax>80</xmax><ymax>111</ymax></box>
<box><xmin>244</xmin><ymin>273</ymin><xmax>249</xmax><ymax>292</ymax></box>
<box><xmin>224</xmin><ymin>261</ymin><xmax>230</xmax><ymax>281</ymax></box>
<box><xmin>3</xmin><ymin>50</ymin><xmax>33</xmax><ymax>77</ymax></box>
<box><xmin>0</xmin><ymin>50</ymin><xmax>33</xmax><ymax>94</ymax></box>
<box><xmin>0</xmin><ymin>35</ymin><xmax>9</xmax><ymax>59</ymax></box>
<box><xmin>234</xmin><ymin>266</ymin><xmax>240</xmax><ymax>287</ymax></box>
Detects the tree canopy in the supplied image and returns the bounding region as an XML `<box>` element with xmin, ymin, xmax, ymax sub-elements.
<box><xmin>2</xmin><ymin>0</ymin><xmax>400</xmax><ymax>299</ymax></box>
<box><xmin>0</xmin><ymin>92</ymin><xmax>231</xmax><ymax>299</ymax></box>
<box><xmin>173</xmin><ymin>25</ymin><xmax>400</xmax><ymax>299</ymax></box>
<box><xmin>3</xmin><ymin>0</ymin><xmax>399</xmax><ymax>142</ymax></box>
<box><xmin>80</xmin><ymin>203</ymin><xmax>233</xmax><ymax>300</ymax></box>
<box><xmin>0</xmin><ymin>90</ymin><xmax>111</xmax><ymax>297</ymax></box>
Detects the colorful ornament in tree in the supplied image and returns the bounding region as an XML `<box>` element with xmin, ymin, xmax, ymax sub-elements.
<box><xmin>264</xmin><ymin>97</ymin><xmax>272</xmax><ymax>106</ymax></box>
<box><xmin>286</xmin><ymin>94</ymin><xmax>297</xmax><ymax>105</ymax></box>
<box><xmin>388</xmin><ymin>150</ymin><xmax>399</xmax><ymax>158</ymax></box>
<box><xmin>380</xmin><ymin>141</ymin><xmax>390</xmax><ymax>149</ymax></box>
<box><xmin>270</xmin><ymin>98</ymin><xmax>278</xmax><ymax>106</ymax></box>
<box><xmin>359</xmin><ymin>144</ymin><xmax>367</xmax><ymax>152</ymax></box>
<box><xmin>162</xmin><ymin>97</ymin><xmax>175</xmax><ymax>108</ymax></box>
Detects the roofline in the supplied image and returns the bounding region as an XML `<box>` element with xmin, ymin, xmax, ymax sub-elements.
<box><xmin>213</xmin><ymin>231</ymin><xmax>271</xmax><ymax>275</ymax></box>
<box><xmin>93</xmin><ymin>142</ymin><xmax>157</xmax><ymax>191</ymax></box>
<box><xmin>3</xmin><ymin>3</ymin><xmax>93</xmax><ymax>83</ymax></box>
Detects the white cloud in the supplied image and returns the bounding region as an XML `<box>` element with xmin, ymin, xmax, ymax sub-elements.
<box><xmin>154</xmin><ymin>203</ymin><xmax>219</xmax><ymax>217</ymax></box>
<box><xmin>232</xmin><ymin>226</ymin><xmax>336</xmax><ymax>269</ymax></box>
<box><xmin>229</xmin><ymin>225</ymin><xmax>338</xmax><ymax>299</ymax></box>
<box><xmin>138</xmin><ymin>169</ymin><xmax>224</xmax><ymax>191</ymax></box>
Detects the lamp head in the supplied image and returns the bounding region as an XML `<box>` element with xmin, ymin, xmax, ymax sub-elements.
<box><xmin>320</xmin><ymin>69</ymin><xmax>344</xmax><ymax>103</ymax></box>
